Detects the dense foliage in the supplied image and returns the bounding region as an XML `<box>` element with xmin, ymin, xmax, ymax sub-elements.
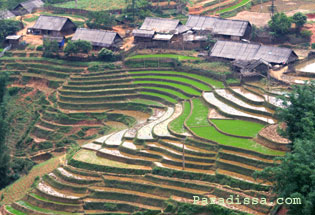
<box><xmin>86</xmin><ymin>11</ymin><xmax>116</xmax><ymax>30</ymax></box>
<box><xmin>64</xmin><ymin>40</ymin><xmax>92</xmax><ymax>56</ymax></box>
<box><xmin>43</xmin><ymin>39</ymin><xmax>59</xmax><ymax>57</ymax></box>
<box><xmin>0</xmin><ymin>20</ymin><xmax>22</xmax><ymax>43</ymax></box>
<box><xmin>268</xmin><ymin>12</ymin><xmax>291</xmax><ymax>38</ymax></box>
<box><xmin>254</xmin><ymin>81</ymin><xmax>315</xmax><ymax>215</ymax></box>
<box><xmin>291</xmin><ymin>12</ymin><xmax>307</xmax><ymax>30</ymax></box>
<box><xmin>98</xmin><ymin>48</ymin><xmax>115</xmax><ymax>61</ymax></box>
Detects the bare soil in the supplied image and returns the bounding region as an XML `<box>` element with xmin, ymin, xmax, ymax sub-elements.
<box><xmin>259</xmin><ymin>124</ymin><xmax>290</xmax><ymax>144</ymax></box>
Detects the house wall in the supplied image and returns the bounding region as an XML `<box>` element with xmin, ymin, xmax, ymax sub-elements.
<box><xmin>61</xmin><ymin>20</ymin><xmax>77</xmax><ymax>35</ymax></box>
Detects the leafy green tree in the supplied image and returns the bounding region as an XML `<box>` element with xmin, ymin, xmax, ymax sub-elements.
<box><xmin>254</xmin><ymin>81</ymin><xmax>315</xmax><ymax>215</ymax></box>
<box><xmin>125</xmin><ymin>0</ymin><xmax>149</xmax><ymax>21</ymax></box>
<box><xmin>86</xmin><ymin>11</ymin><xmax>116</xmax><ymax>30</ymax></box>
<box><xmin>64</xmin><ymin>40</ymin><xmax>92</xmax><ymax>56</ymax></box>
<box><xmin>0</xmin><ymin>20</ymin><xmax>22</xmax><ymax>42</ymax></box>
<box><xmin>43</xmin><ymin>39</ymin><xmax>59</xmax><ymax>57</ymax></box>
<box><xmin>276</xmin><ymin>81</ymin><xmax>315</xmax><ymax>141</ymax></box>
<box><xmin>292</xmin><ymin>12</ymin><xmax>307</xmax><ymax>31</ymax></box>
<box><xmin>0</xmin><ymin>74</ymin><xmax>10</xmax><ymax>189</ymax></box>
<box><xmin>268</xmin><ymin>12</ymin><xmax>291</xmax><ymax>38</ymax></box>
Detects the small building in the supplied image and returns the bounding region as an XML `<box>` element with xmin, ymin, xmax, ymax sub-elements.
<box><xmin>0</xmin><ymin>10</ymin><xmax>16</xmax><ymax>20</ymax></box>
<box><xmin>43</xmin><ymin>35</ymin><xmax>65</xmax><ymax>48</ymax></box>
<box><xmin>232</xmin><ymin>59</ymin><xmax>271</xmax><ymax>81</ymax></box>
<box><xmin>186</xmin><ymin>15</ymin><xmax>252</xmax><ymax>41</ymax></box>
<box><xmin>5</xmin><ymin>35</ymin><xmax>22</xmax><ymax>47</ymax></box>
<box><xmin>12</xmin><ymin>0</ymin><xmax>44</xmax><ymax>16</ymax></box>
<box><xmin>132</xmin><ymin>17</ymin><xmax>188</xmax><ymax>44</ymax></box>
<box><xmin>210</xmin><ymin>40</ymin><xmax>298</xmax><ymax>65</ymax></box>
<box><xmin>72</xmin><ymin>28</ymin><xmax>123</xmax><ymax>50</ymax></box>
<box><xmin>28</xmin><ymin>15</ymin><xmax>76</xmax><ymax>36</ymax></box>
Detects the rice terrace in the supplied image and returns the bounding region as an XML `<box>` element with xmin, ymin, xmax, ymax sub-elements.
<box><xmin>0</xmin><ymin>0</ymin><xmax>315</xmax><ymax>215</ymax></box>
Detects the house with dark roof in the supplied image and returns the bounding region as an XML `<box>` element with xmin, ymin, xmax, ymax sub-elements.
<box><xmin>132</xmin><ymin>17</ymin><xmax>188</xmax><ymax>43</ymax></box>
<box><xmin>28</xmin><ymin>15</ymin><xmax>76</xmax><ymax>36</ymax></box>
<box><xmin>210</xmin><ymin>40</ymin><xmax>298</xmax><ymax>65</ymax></box>
<box><xmin>12</xmin><ymin>0</ymin><xmax>44</xmax><ymax>16</ymax></box>
<box><xmin>72</xmin><ymin>28</ymin><xmax>123</xmax><ymax>50</ymax></box>
<box><xmin>0</xmin><ymin>10</ymin><xmax>16</xmax><ymax>20</ymax></box>
<box><xmin>186</xmin><ymin>15</ymin><xmax>252</xmax><ymax>40</ymax></box>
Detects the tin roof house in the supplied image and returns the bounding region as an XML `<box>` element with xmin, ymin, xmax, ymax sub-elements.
<box><xmin>12</xmin><ymin>0</ymin><xmax>44</xmax><ymax>16</ymax></box>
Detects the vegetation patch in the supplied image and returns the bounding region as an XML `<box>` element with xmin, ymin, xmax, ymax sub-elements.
<box><xmin>169</xmin><ymin>101</ymin><xmax>191</xmax><ymax>134</ymax></box>
<box><xmin>127</xmin><ymin>54</ymin><xmax>199</xmax><ymax>61</ymax></box>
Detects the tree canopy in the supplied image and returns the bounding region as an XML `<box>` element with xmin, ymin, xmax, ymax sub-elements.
<box><xmin>268</xmin><ymin>12</ymin><xmax>291</xmax><ymax>38</ymax></box>
<box><xmin>254</xmin><ymin>81</ymin><xmax>315</xmax><ymax>215</ymax></box>
<box><xmin>0</xmin><ymin>20</ymin><xmax>22</xmax><ymax>43</ymax></box>
<box><xmin>43</xmin><ymin>39</ymin><xmax>59</xmax><ymax>57</ymax></box>
<box><xmin>64</xmin><ymin>40</ymin><xmax>92</xmax><ymax>56</ymax></box>
<box><xmin>86</xmin><ymin>11</ymin><xmax>116</xmax><ymax>30</ymax></box>
<box><xmin>291</xmin><ymin>12</ymin><xmax>307</xmax><ymax>30</ymax></box>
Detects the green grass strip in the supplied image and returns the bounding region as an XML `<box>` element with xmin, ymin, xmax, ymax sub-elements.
<box><xmin>17</xmin><ymin>200</ymin><xmax>79</xmax><ymax>215</ymax></box>
<box><xmin>217</xmin><ymin>0</ymin><xmax>251</xmax><ymax>14</ymax></box>
<box><xmin>5</xmin><ymin>205</ymin><xmax>27</xmax><ymax>215</ymax></box>
<box><xmin>134</xmin><ymin>80</ymin><xmax>200</xmax><ymax>96</ymax></box>
<box><xmin>140</xmin><ymin>91</ymin><xmax>177</xmax><ymax>104</ymax></box>
<box><xmin>130</xmin><ymin>70</ymin><xmax>224</xmax><ymax>88</ymax></box>
<box><xmin>211</xmin><ymin>119</ymin><xmax>264</xmax><ymax>137</ymax></box>
<box><xmin>190</xmin><ymin>126</ymin><xmax>284</xmax><ymax>156</ymax></box>
<box><xmin>169</xmin><ymin>101</ymin><xmax>191</xmax><ymax>133</ymax></box>
<box><xmin>128</xmin><ymin>99</ymin><xmax>164</xmax><ymax>107</ymax></box>
<box><xmin>127</xmin><ymin>54</ymin><xmax>199</xmax><ymax>61</ymax></box>
<box><xmin>186</xmin><ymin>98</ymin><xmax>210</xmax><ymax>127</ymax></box>
<box><xmin>142</xmin><ymin>86</ymin><xmax>190</xmax><ymax>100</ymax></box>
<box><xmin>132</xmin><ymin>75</ymin><xmax>212</xmax><ymax>91</ymax></box>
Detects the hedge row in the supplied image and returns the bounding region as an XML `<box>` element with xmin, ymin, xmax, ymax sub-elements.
<box><xmin>62</xmin><ymin>83</ymin><xmax>134</xmax><ymax>91</ymax></box>
<box><xmin>70</xmin><ymin>73</ymin><xmax>128</xmax><ymax>81</ymax></box>
<box><xmin>67</xmin><ymin>78</ymin><xmax>133</xmax><ymax>86</ymax></box>
<box><xmin>59</xmin><ymin>93</ymin><xmax>137</xmax><ymax>103</ymax></box>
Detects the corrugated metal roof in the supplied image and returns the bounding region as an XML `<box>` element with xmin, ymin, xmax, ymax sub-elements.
<box><xmin>72</xmin><ymin>28</ymin><xmax>121</xmax><ymax>47</ymax></box>
<box><xmin>0</xmin><ymin>10</ymin><xmax>15</xmax><ymax>19</ymax></box>
<box><xmin>132</xmin><ymin>29</ymin><xmax>155</xmax><ymax>38</ymax></box>
<box><xmin>140</xmin><ymin>17</ymin><xmax>180</xmax><ymax>34</ymax></box>
<box><xmin>183</xmin><ymin>33</ymin><xmax>207</xmax><ymax>42</ymax></box>
<box><xmin>32</xmin><ymin>15</ymin><xmax>69</xmax><ymax>31</ymax></box>
<box><xmin>20</xmin><ymin>0</ymin><xmax>44</xmax><ymax>13</ymax></box>
<box><xmin>186</xmin><ymin>15</ymin><xmax>250</xmax><ymax>37</ymax></box>
<box><xmin>210</xmin><ymin>40</ymin><xmax>298</xmax><ymax>64</ymax></box>
<box><xmin>43</xmin><ymin>35</ymin><xmax>64</xmax><ymax>43</ymax></box>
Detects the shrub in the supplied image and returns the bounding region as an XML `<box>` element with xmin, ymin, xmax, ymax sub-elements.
<box><xmin>300</xmin><ymin>30</ymin><xmax>313</xmax><ymax>39</ymax></box>
<box><xmin>312</xmin><ymin>43</ymin><xmax>315</xmax><ymax>49</ymax></box>
<box><xmin>36</xmin><ymin>45</ymin><xmax>43</xmax><ymax>51</ymax></box>
<box><xmin>64</xmin><ymin>40</ymin><xmax>92</xmax><ymax>56</ymax></box>
<box><xmin>98</xmin><ymin>48</ymin><xmax>115</xmax><ymax>61</ymax></box>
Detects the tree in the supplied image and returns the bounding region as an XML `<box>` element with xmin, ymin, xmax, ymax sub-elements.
<box><xmin>43</xmin><ymin>39</ymin><xmax>59</xmax><ymax>57</ymax></box>
<box><xmin>64</xmin><ymin>40</ymin><xmax>92</xmax><ymax>56</ymax></box>
<box><xmin>0</xmin><ymin>74</ymin><xmax>10</xmax><ymax>189</ymax></box>
<box><xmin>268</xmin><ymin>12</ymin><xmax>291</xmax><ymax>38</ymax></box>
<box><xmin>292</xmin><ymin>12</ymin><xmax>307</xmax><ymax>31</ymax></box>
<box><xmin>124</xmin><ymin>0</ymin><xmax>149</xmax><ymax>21</ymax></box>
<box><xmin>254</xmin><ymin>81</ymin><xmax>315</xmax><ymax>215</ymax></box>
<box><xmin>86</xmin><ymin>11</ymin><xmax>116</xmax><ymax>30</ymax></box>
<box><xmin>276</xmin><ymin>81</ymin><xmax>315</xmax><ymax>141</ymax></box>
<box><xmin>0</xmin><ymin>20</ymin><xmax>22</xmax><ymax>42</ymax></box>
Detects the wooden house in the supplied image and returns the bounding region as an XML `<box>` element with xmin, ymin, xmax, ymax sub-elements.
<box><xmin>71</xmin><ymin>28</ymin><xmax>122</xmax><ymax>50</ymax></box>
<box><xmin>28</xmin><ymin>15</ymin><xmax>76</xmax><ymax>36</ymax></box>
<box><xmin>12</xmin><ymin>0</ymin><xmax>44</xmax><ymax>16</ymax></box>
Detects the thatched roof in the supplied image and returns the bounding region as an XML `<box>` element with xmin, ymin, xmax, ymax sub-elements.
<box><xmin>210</xmin><ymin>41</ymin><xmax>298</xmax><ymax>64</ymax></box>
<box><xmin>19</xmin><ymin>0</ymin><xmax>44</xmax><ymax>13</ymax></box>
<box><xmin>132</xmin><ymin>29</ymin><xmax>155</xmax><ymax>38</ymax></box>
<box><xmin>32</xmin><ymin>15</ymin><xmax>71</xmax><ymax>31</ymax></box>
<box><xmin>72</xmin><ymin>28</ymin><xmax>121</xmax><ymax>48</ymax></box>
<box><xmin>0</xmin><ymin>10</ymin><xmax>15</xmax><ymax>19</ymax></box>
<box><xmin>140</xmin><ymin>17</ymin><xmax>181</xmax><ymax>34</ymax></box>
<box><xmin>186</xmin><ymin>15</ymin><xmax>250</xmax><ymax>37</ymax></box>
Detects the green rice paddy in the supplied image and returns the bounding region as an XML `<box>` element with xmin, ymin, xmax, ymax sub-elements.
<box><xmin>140</xmin><ymin>91</ymin><xmax>177</xmax><ymax>104</ymax></box>
<box><xmin>169</xmin><ymin>101</ymin><xmax>191</xmax><ymax>133</ymax></box>
<box><xmin>133</xmin><ymin>80</ymin><xmax>200</xmax><ymax>96</ymax></box>
<box><xmin>186</xmin><ymin>98</ymin><xmax>210</xmax><ymax>127</ymax></box>
<box><xmin>5</xmin><ymin>206</ymin><xmax>26</xmax><ymax>215</ymax></box>
<box><xmin>211</xmin><ymin>119</ymin><xmax>265</xmax><ymax>137</ymax></box>
<box><xmin>217</xmin><ymin>0</ymin><xmax>251</xmax><ymax>14</ymax></box>
<box><xmin>142</xmin><ymin>86</ymin><xmax>190</xmax><ymax>100</ymax></box>
<box><xmin>190</xmin><ymin>126</ymin><xmax>284</xmax><ymax>156</ymax></box>
<box><xmin>127</xmin><ymin>54</ymin><xmax>199</xmax><ymax>61</ymax></box>
<box><xmin>129</xmin><ymin>70</ymin><xmax>224</xmax><ymax>88</ymax></box>
<box><xmin>132</xmin><ymin>75</ymin><xmax>212</xmax><ymax>91</ymax></box>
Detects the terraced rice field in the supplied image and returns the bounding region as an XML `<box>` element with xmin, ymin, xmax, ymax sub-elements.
<box><xmin>1</xmin><ymin>54</ymin><xmax>290</xmax><ymax>215</ymax></box>
<box><xmin>127</xmin><ymin>54</ymin><xmax>199</xmax><ymax>61</ymax></box>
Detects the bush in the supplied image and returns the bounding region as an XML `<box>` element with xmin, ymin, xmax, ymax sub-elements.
<box><xmin>300</xmin><ymin>30</ymin><xmax>313</xmax><ymax>39</ymax></box>
<box><xmin>312</xmin><ymin>43</ymin><xmax>315</xmax><ymax>49</ymax></box>
<box><xmin>36</xmin><ymin>45</ymin><xmax>43</xmax><ymax>51</ymax></box>
<box><xmin>98</xmin><ymin>48</ymin><xmax>115</xmax><ymax>61</ymax></box>
<box><xmin>64</xmin><ymin>40</ymin><xmax>92</xmax><ymax>56</ymax></box>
